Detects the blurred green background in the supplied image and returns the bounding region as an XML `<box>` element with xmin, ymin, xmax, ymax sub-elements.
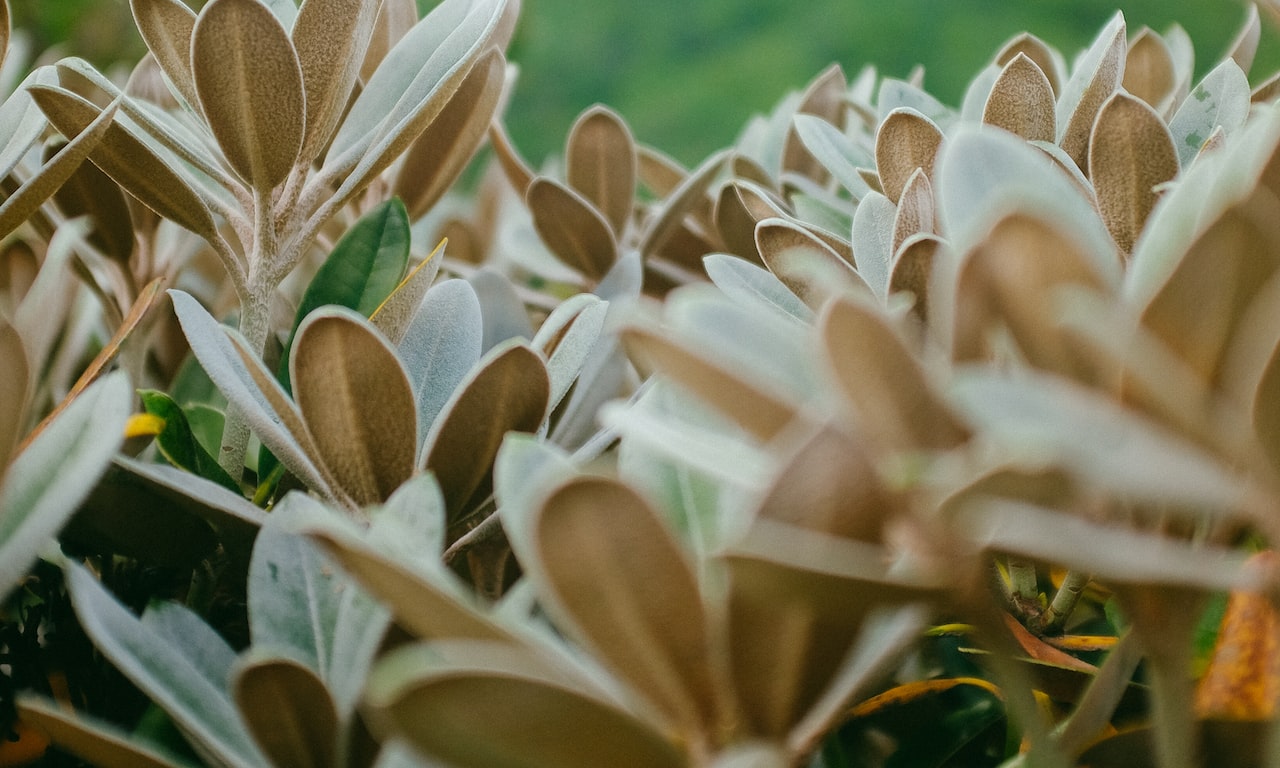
<box><xmin>11</xmin><ymin>0</ymin><xmax>1277</xmax><ymax>165</ymax></box>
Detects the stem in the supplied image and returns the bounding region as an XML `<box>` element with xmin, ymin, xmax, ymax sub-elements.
<box><xmin>1007</xmin><ymin>556</ymin><xmax>1040</xmax><ymax>618</ymax></box>
<box><xmin>1041</xmin><ymin>570</ymin><xmax>1091</xmax><ymax>635</ymax></box>
<box><xmin>1147</xmin><ymin>656</ymin><xmax>1199</xmax><ymax>768</ymax></box>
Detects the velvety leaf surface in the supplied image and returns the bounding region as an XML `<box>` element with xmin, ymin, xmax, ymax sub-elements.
<box><xmin>399</xmin><ymin>278</ymin><xmax>483</xmax><ymax>449</ymax></box>
<box><xmin>130</xmin><ymin>0</ymin><xmax>198</xmax><ymax>111</ymax></box>
<box><xmin>874</xmin><ymin>107</ymin><xmax>943</xmax><ymax>205</ymax></box>
<box><xmin>566</xmin><ymin>105</ymin><xmax>636</xmax><ymax>237</ymax></box>
<box><xmin>370</xmin><ymin>242</ymin><xmax>443</xmax><ymax>346</ymax></box>
<box><xmin>1055</xmin><ymin>11</ymin><xmax>1125</xmax><ymax>171</ymax></box>
<box><xmin>1089</xmin><ymin>91</ymin><xmax>1178</xmax><ymax>255</ymax></box>
<box><xmin>1123</xmin><ymin>28</ymin><xmax>1176</xmax><ymax>111</ymax></box>
<box><xmin>1168</xmin><ymin>58</ymin><xmax>1251</xmax><ymax>168</ymax></box>
<box><xmin>891</xmin><ymin>167</ymin><xmax>934</xmax><ymax>256</ymax></box>
<box><xmin>292</xmin><ymin>0</ymin><xmax>378</xmax><ymax>165</ymax></box>
<box><xmin>51</xmin><ymin>143</ymin><xmax>135</xmax><ymax>265</ymax></box>
<box><xmin>792</xmin><ymin>114</ymin><xmax>872</xmax><ymax>199</ymax></box>
<box><xmin>232</xmin><ymin>656</ymin><xmax>339</xmax><ymax>768</ymax></box>
<box><xmin>358</xmin><ymin>0</ymin><xmax>415</xmax><ymax>83</ymax></box>
<box><xmin>983</xmin><ymin>53</ymin><xmax>1055</xmax><ymax>142</ymax></box>
<box><xmin>292</xmin><ymin>308</ymin><xmax>417</xmax><ymax>506</ymax></box>
<box><xmin>703</xmin><ymin>252</ymin><xmax>813</xmax><ymax>324</ymax></box>
<box><xmin>995</xmin><ymin>32</ymin><xmax>1061</xmax><ymax>95</ymax></box>
<box><xmin>850</xmin><ymin>191</ymin><xmax>896</xmax><ymax>298</ymax></box>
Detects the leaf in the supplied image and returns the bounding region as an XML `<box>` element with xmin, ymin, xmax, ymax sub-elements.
<box><xmin>281</xmin><ymin>198</ymin><xmax>412</xmax><ymax>393</ymax></box>
<box><xmin>363</xmin><ymin>649</ymin><xmax>687</xmax><ymax>768</ymax></box>
<box><xmin>292</xmin><ymin>0</ymin><xmax>379</xmax><ymax>166</ymax></box>
<box><xmin>756</xmin><ymin>216</ymin><xmax>862</xmax><ymax>306</ymax></box>
<box><xmin>996</xmin><ymin>32</ymin><xmax>1062</xmax><ymax>95</ymax></box>
<box><xmin>702</xmin><ymin>252</ymin><xmax>813</xmax><ymax>324</ymax></box>
<box><xmin>782</xmin><ymin>64</ymin><xmax>848</xmax><ymax>181</ymax></box>
<box><xmin>1055</xmin><ymin>11</ymin><xmax>1125</xmax><ymax>172</ymax></box>
<box><xmin>51</xmin><ymin>139</ymin><xmax>135</xmax><ymax>265</ymax></box>
<box><xmin>1089</xmin><ymin>92</ymin><xmax>1178</xmax><ymax>255</ymax></box>
<box><xmin>371</xmin><ymin>240</ymin><xmax>444</xmax><ymax>345</ymax></box>
<box><xmin>292</xmin><ymin>308</ymin><xmax>418</xmax><ymax>506</ymax></box>
<box><xmin>393</xmin><ymin>48</ymin><xmax>504</xmax><ymax>221</ymax></box>
<box><xmin>791</xmin><ymin>114</ymin><xmax>872</xmax><ymax>199</ymax></box>
<box><xmin>0</xmin><ymin>373</ymin><xmax>129</xmax><ymax>601</ymax></box>
<box><xmin>17</xmin><ymin>695</ymin><xmax>199</xmax><ymax>768</ymax></box>
<box><xmin>1168</xmin><ymin>59</ymin><xmax>1251</xmax><ymax>168</ymax></box>
<box><xmin>1123</xmin><ymin>28</ymin><xmax>1176</xmax><ymax>111</ymax></box>
<box><xmin>0</xmin><ymin>68</ymin><xmax>56</xmax><ymax>183</ymax></box>
<box><xmin>64</xmin><ymin>563</ymin><xmax>266</xmax><ymax>768</ymax></box>
<box><xmin>850</xmin><ymin>191</ymin><xmax>896</xmax><ymax>298</ymax></box>
<box><xmin>191</xmin><ymin>0</ymin><xmax>304</xmax><ymax>190</ymax></box>
<box><xmin>821</xmin><ymin>296</ymin><xmax>969</xmax><ymax>452</ymax></box>
<box><xmin>423</xmin><ymin>341</ymin><xmax>549</xmax><ymax>518</ymax></box>
<box><xmin>359</xmin><ymin>0</ymin><xmax>416</xmax><ymax>83</ymax></box>
<box><xmin>139</xmin><ymin>389</ymin><xmax>240</xmax><ymax>492</ymax></box>
<box><xmin>232</xmin><ymin>656</ymin><xmax>339</xmax><ymax>768</ymax></box>
<box><xmin>129</xmin><ymin>0</ymin><xmax>200</xmax><ymax>112</ymax></box>
<box><xmin>1194</xmin><ymin>552</ymin><xmax>1280</xmax><ymax>719</ymax></box>
<box><xmin>638</xmin><ymin>149</ymin><xmax>728</xmax><ymax>259</ymax></box>
<box><xmin>566</xmin><ymin>105</ymin><xmax>636</xmax><ymax>237</ymax></box>
<box><xmin>525</xmin><ymin>476</ymin><xmax>724</xmax><ymax>735</ymax></box>
<box><xmin>527</xmin><ymin>175</ymin><xmax>618</xmax><ymax>282</ymax></box>
<box><xmin>399</xmin><ymin>278</ymin><xmax>483</xmax><ymax>448</ymax></box>
<box><xmin>469</xmin><ymin>267</ymin><xmax>533</xmax><ymax>352</ymax></box>
<box><xmin>535</xmin><ymin>294</ymin><xmax>610</xmax><ymax>414</ymax></box>
<box><xmin>874</xmin><ymin>107</ymin><xmax>943</xmax><ymax>204</ymax></box>
<box><xmin>29</xmin><ymin>84</ymin><xmax>221</xmax><ymax>243</ymax></box>
<box><xmin>983</xmin><ymin>53</ymin><xmax>1055</xmax><ymax>143</ymax></box>
<box><xmin>890</xmin><ymin>167</ymin><xmax>934</xmax><ymax>256</ymax></box>
<box><xmin>1226</xmin><ymin>3</ymin><xmax>1261</xmax><ymax>76</ymax></box>
<box><xmin>889</xmin><ymin>233</ymin><xmax>939</xmax><ymax>322</ymax></box>
<box><xmin>0</xmin><ymin>320</ymin><xmax>27</xmax><ymax>471</ymax></box>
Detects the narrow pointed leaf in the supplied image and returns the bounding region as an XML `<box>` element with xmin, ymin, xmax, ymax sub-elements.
<box><xmin>292</xmin><ymin>0</ymin><xmax>379</xmax><ymax>165</ymax></box>
<box><xmin>192</xmin><ymin>0</ymin><xmax>304</xmax><ymax>189</ymax></box>
<box><xmin>703</xmin><ymin>252</ymin><xmax>813</xmax><ymax>324</ymax></box>
<box><xmin>1056</xmin><ymin>11</ymin><xmax>1126</xmax><ymax>171</ymax></box>
<box><xmin>359</xmin><ymin>0</ymin><xmax>416</xmax><ymax>83</ymax></box>
<box><xmin>130</xmin><ymin>0</ymin><xmax>200</xmax><ymax>112</ymax></box>
<box><xmin>891</xmin><ymin>167</ymin><xmax>934</xmax><ymax>256</ymax></box>
<box><xmin>782</xmin><ymin>64</ymin><xmax>848</xmax><ymax>181</ymax></box>
<box><xmin>791</xmin><ymin>114</ymin><xmax>873</xmax><ymax>199</ymax></box>
<box><xmin>983</xmin><ymin>53</ymin><xmax>1055</xmax><ymax>142</ymax></box>
<box><xmin>292</xmin><ymin>308</ymin><xmax>418</xmax><ymax>506</ymax></box>
<box><xmin>850</xmin><ymin>191</ymin><xmax>896</xmax><ymax>298</ymax></box>
<box><xmin>874</xmin><ymin>107</ymin><xmax>943</xmax><ymax>204</ymax></box>
<box><xmin>536</xmin><ymin>294</ymin><xmax>610</xmax><ymax>413</ymax></box>
<box><xmin>233</xmin><ymin>657</ymin><xmax>339</xmax><ymax>768</ymax></box>
<box><xmin>528</xmin><ymin>176</ymin><xmax>617</xmax><ymax>281</ymax></box>
<box><xmin>371</xmin><ymin>241</ymin><xmax>444</xmax><ymax>345</ymax></box>
<box><xmin>51</xmin><ymin>139</ymin><xmax>135</xmax><ymax>265</ymax></box>
<box><xmin>399</xmin><ymin>278</ymin><xmax>483</xmax><ymax>449</ymax></box>
<box><xmin>889</xmin><ymin>233</ymin><xmax>940</xmax><ymax>322</ymax></box>
<box><xmin>638</xmin><ymin>149</ymin><xmax>728</xmax><ymax>259</ymax></box>
<box><xmin>566</xmin><ymin>105</ymin><xmax>636</xmax><ymax>237</ymax></box>
<box><xmin>1089</xmin><ymin>92</ymin><xmax>1178</xmax><ymax>255</ymax></box>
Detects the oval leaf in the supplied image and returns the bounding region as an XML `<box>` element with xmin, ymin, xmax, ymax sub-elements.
<box><xmin>983</xmin><ymin>53</ymin><xmax>1055</xmax><ymax>143</ymax></box>
<box><xmin>1123</xmin><ymin>27</ymin><xmax>1176</xmax><ymax>111</ymax></box>
<box><xmin>527</xmin><ymin>175</ymin><xmax>618</xmax><ymax>282</ymax></box>
<box><xmin>292</xmin><ymin>0</ymin><xmax>379</xmax><ymax>165</ymax></box>
<box><xmin>399</xmin><ymin>278</ymin><xmax>484</xmax><ymax>449</ymax></box>
<box><xmin>1056</xmin><ymin>11</ymin><xmax>1126</xmax><ymax>172</ymax></box>
<box><xmin>566</xmin><ymin>105</ymin><xmax>636</xmax><ymax>238</ymax></box>
<box><xmin>130</xmin><ymin>0</ymin><xmax>200</xmax><ymax>112</ymax></box>
<box><xmin>874</xmin><ymin>107</ymin><xmax>943</xmax><ymax>204</ymax></box>
<box><xmin>1089</xmin><ymin>91</ymin><xmax>1178</xmax><ymax>255</ymax></box>
<box><xmin>233</xmin><ymin>657</ymin><xmax>339</xmax><ymax>768</ymax></box>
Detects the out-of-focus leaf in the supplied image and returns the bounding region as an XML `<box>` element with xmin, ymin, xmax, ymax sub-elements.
<box><xmin>1089</xmin><ymin>92</ymin><xmax>1178</xmax><ymax>255</ymax></box>
<box><xmin>996</xmin><ymin>32</ymin><xmax>1062</xmax><ymax>95</ymax></box>
<box><xmin>874</xmin><ymin>107</ymin><xmax>943</xmax><ymax>205</ymax></box>
<box><xmin>292</xmin><ymin>0</ymin><xmax>378</xmax><ymax>165</ymax></box>
<box><xmin>638</xmin><ymin>149</ymin><xmax>727</xmax><ymax>259</ymax></box>
<box><xmin>232</xmin><ymin>656</ymin><xmax>339</xmax><ymax>768</ymax></box>
<box><xmin>703</xmin><ymin>252</ymin><xmax>813</xmax><ymax>324</ymax></box>
<box><xmin>363</xmin><ymin>647</ymin><xmax>686</xmax><ymax>768</ymax></box>
<box><xmin>399</xmin><ymin>278</ymin><xmax>483</xmax><ymax>448</ymax></box>
<box><xmin>0</xmin><ymin>373</ymin><xmax>129</xmax><ymax>601</ymax></box>
<box><xmin>488</xmin><ymin>119</ymin><xmax>535</xmax><ymax>197</ymax></box>
<box><xmin>1168</xmin><ymin>58</ymin><xmax>1251</xmax><ymax>168</ymax></box>
<box><xmin>139</xmin><ymin>390</ymin><xmax>239</xmax><ymax>492</ymax></box>
<box><xmin>292</xmin><ymin>308</ymin><xmax>418</xmax><ymax>506</ymax></box>
<box><xmin>783</xmin><ymin>64</ymin><xmax>848</xmax><ymax>182</ymax></box>
<box><xmin>423</xmin><ymin>340</ymin><xmax>549</xmax><ymax>518</ymax></box>
<box><xmin>51</xmin><ymin>141</ymin><xmax>135</xmax><ymax>265</ymax></box>
<box><xmin>1227</xmin><ymin>3</ymin><xmax>1261</xmax><ymax>76</ymax></box>
<box><xmin>393</xmin><ymin>48</ymin><xmax>505</xmax><ymax>220</ymax></box>
<box><xmin>64</xmin><ymin>563</ymin><xmax>266</xmax><ymax>768</ymax></box>
<box><xmin>130</xmin><ymin>0</ymin><xmax>200</xmax><ymax>112</ymax></box>
<box><xmin>1124</xmin><ymin>28</ymin><xmax>1176</xmax><ymax>111</ymax></box>
<box><xmin>792</xmin><ymin>114</ymin><xmax>872</xmax><ymax>199</ymax></box>
<box><xmin>469</xmin><ymin>267</ymin><xmax>532</xmax><ymax>352</ymax></box>
<box><xmin>983</xmin><ymin>53</ymin><xmax>1055</xmax><ymax>143</ymax></box>
<box><xmin>0</xmin><ymin>68</ymin><xmax>55</xmax><ymax>182</ymax></box>
<box><xmin>1055</xmin><ymin>11</ymin><xmax>1125</xmax><ymax>171</ymax></box>
<box><xmin>566</xmin><ymin>105</ymin><xmax>636</xmax><ymax>237</ymax></box>
<box><xmin>525</xmin><ymin>476</ymin><xmax>724</xmax><ymax>735</ymax></box>
<box><xmin>191</xmin><ymin>0</ymin><xmax>304</xmax><ymax>190</ymax></box>
<box><xmin>0</xmin><ymin>320</ymin><xmax>27</xmax><ymax>471</ymax></box>
<box><xmin>821</xmin><ymin>296</ymin><xmax>968</xmax><ymax>452</ymax></box>
<box><xmin>1194</xmin><ymin>552</ymin><xmax>1280</xmax><ymax>720</ymax></box>
<box><xmin>757</xmin><ymin>217</ymin><xmax>866</xmax><ymax>308</ymax></box>
<box><xmin>527</xmin><ymin>175</ymin><xmax>617</xmax><ymax>282</ymax></box>
<box><xmin>889</xmin><ymin>233</ymin><xmax>940</xmax><ymax>323</ymax></box>
<box><xmin>535</xmin><ymin>294</ymin><xmax>609</xmax><ymax>414</ymax></box>
<box><xmin>371</xmin><ymin>240</ymin><xmax>444</xmax><ymax>346</ymax></box>
<box><xmin>17</xmin><ymin>695</ymin><xmax>198</xmax><ymax>768</ymax></box>
<box><xmin>877</xmin><ymin>77</ymin><xmax>951</xmax><ymax>127</ymax></box>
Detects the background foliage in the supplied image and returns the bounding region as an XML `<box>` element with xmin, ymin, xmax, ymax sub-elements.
<box><xmin>11</xmin><ymin>0</ymin><xmax>1278</xmax><ymax>164</ymax></box>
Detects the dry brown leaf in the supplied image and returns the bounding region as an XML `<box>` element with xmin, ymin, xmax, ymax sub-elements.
<box><xmin>566</xmin><ymin>105</ymin><xmax>637</xmax><ymax>238</ymax></box>
<box><xmin>1058</xmin><ymin>17</ymin><xmax>1126</xmax><ymax>174</ymax></box>
<box><xmin>891</xmin><ymin>167</ymin><xmax>934</xmax><ymax>257</ymax></box>
<box><xmin>821</xmin><ymin>296</ymin><xmax>969</xmax><ymax>453</ymax></box>
<box><xmin>292</xmin><ymin>310</ymin><xmax>418</xmax><ymax>506</ymax></box>
<box><xmin>129</xmin><ymin>0</ymin><xmax>200</xmax><ymax>112</ymax></box>
<box><xmin>874</xmin><ymin>108</ymin><xmax>943</xmax><ymax>205</ymax></box>
<box><xmin>996</xmin><ymin>32</ymin><xmax>1061</xmax><ymax>95</ymax></box>
<box><xmin>192</xmin><ymin>0</ymin><xmax>305</xmax><ymax>190</ymax></box>
<box><xmin>424</xmin><ymin>343</ymin><xmax>549</xmax><ymax>519</ymax></box>
<box><xmin>1124</xmin><ymin>28</ymin><xmax>1176</xmax><ymax>111</ymax></box>
<box><xmin>292</xmin><ymin>0</ymin><xmax>379</xmax><ymax>166</ymax></box>
<box><xmin>638</xmin><ymin>149</ymin><xmax>727</xmax><ymax>260</ymax></box>
<box><xmin>1089</xmin><ymin>91</ymin><xmax>1178</xmax><ymax>255</ymax></box>
<box><xmin>15</xmin><ymin>697</ymin><xmax>177</xmax><ymax>768</ymax></box>
<box><xmin>1195</xmin><ymin>552</ymin><xmax>1280</xmax><ymax>719</ymax></box>
<box><xmin>394</xmin><ymin>49</ymin><xmax>505</xmax><ymax>220</ymax></box>
<box><xmin>233</xmin><ymin>657</ymin><xmax>339</xmax><ymax>768</ymax></box>
<box><xmin>621</xmin><ymin>325</ymin><xmax>797</xmax><ymax>442</ymax></box>
<box><xmin>783</xmin><ymin>64</ymin><xmax>848</xmax><ymax>182</ymax></box>
<box><xmin>889</xmin><ymin>233</ymin><xmax>939</xmax><ymax>324</ymax></box>
<box><xmin>533</xmin><ymin>476</ymin><xmax>725</xmax><ymax>736</ymax></box>
<box><xmin>527</xmin><ymin>176</ymin><xmax>618</xmax><ymax>282</ymax></box>
<box><xmin>983</xmin><ymin>53</ymin><xmax>1055</xmax><ymax>143</ymax></box>
<box><xmin>0</xmin><ymin>321</ymin><xmax>27</xmax><ymax>471</ymax></box>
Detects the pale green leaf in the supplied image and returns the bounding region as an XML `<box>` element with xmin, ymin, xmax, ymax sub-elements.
<box><xmin>399</xmin><ymin>278</ymin><xmax>483</xmax><ymax>449</ymax></box>
<box><xmin>1167</xmin><ymin>58</ymin><xmax>1251</xmax><ymax>168</ymax></box>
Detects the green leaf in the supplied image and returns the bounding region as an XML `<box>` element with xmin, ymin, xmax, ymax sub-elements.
<box><xmin>139</xmin><ymin>389</ymin><xmax>239</xmax><ymax>492</ymax></box>
<box><xmin>0</xmin><ymin>372</ymin><xmax>129</xmax><ymax>601</ymax></box>
<box><xmin>1168</xmin><ymin>58</ymin><xmax>1250</xmax><ymax>168</ymax></box>
<box><xmin>64</xmin><ymin>562</ymin><xmax>267</xmax><ymax>768</ymax></box>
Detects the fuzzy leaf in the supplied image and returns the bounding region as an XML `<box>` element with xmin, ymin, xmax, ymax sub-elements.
<box><xmin>782</xmin><ymin>64</ymin><xmax>848</xmax><ymax>181</ymax></box>
<box><xmin>1123</xmin><ymin>28</ymin><xmax>1176</xmax><ymax>111</ymax></box>
<box><xmin>469</xmin><ymin>267</ymin><xmax>533</xmax><ymax>352</ymax></box>
<box><xmin>292</xmin><ymin>0</ymin><xmax>379</xmax><ymax>165</ymax></box>
<box><xmin>292</xmin><ymin>308</ymin><xmax>418</xmax><ymax>506</ymax></box>
<box><xmin>850</xmin><ymin>191</ymin><xmax>896</xmax><ymax>298</ymax></box>
<box><xmin>370</xmin><ymin>241</ymin><xmax>444</xmax><ymax>345</ymax></box>
<box><xmin>1168</xmin><ymin>58</ymin><xmax>1251</xmax><ymax>168</ymax></box>
<box><xmin>232</xmin><ymin>656</ymin><xmax>339</xmax><ymax>768</ymax></box>
<box><xmin>567</xmin><ymin>105</ymin><xmax>636</xmax><ymax>238</ymax></box>
<box><xmin>0</xmin><ymin>373</ymin><xmax>129</xmax><ymax>600</ymax></box>
<box><xmin>527</xmin><ymin>175</ymin><xmax>618</xmax><ymax>281</ymax></box>
<box><xmin>129</xmin><ymin>0</ymin><xmax>200</xmax><ymax>112</ymax></box>
<box><xmin>535</xmin><ymin>294</ymin><xmax>610</xmax><ymax>414</ymax></box>
<box><xmin>399</xmin><ymin>278</ymin><xmax>483</xmax><ymax>448</ymax></box>
<box><xmin>17</xmin><ymin>695</ymin><xmax>199</xmax><ymax>768</ymax></box>
<box><xmin>996</xmin><ymin>32</ymin><xmax>1061</xmax><ymax>95</ymax></box>
<box><xmin>889</xmin><ymin>233</ymin><xmax>939</xmax><ymax>322</ymax></box>
<box><xmin>638</xmin><ymin>149</ymin><xmax>727</xmax><ymax>259</ymax></box>
<box><xmin>874</xmin><ymin>107</ymin><xmax>942</xmax><ymax>205</ymax></box>
<box><xmin>1089</xmin><ymin>92</ymin><xmax>1178</xmax><ymax>255</ymax></box>
<box><xmin>703</xmin><ymin>252</ymin><xmax>813</xmax><ymax>324</ymax></box>
<box><xmin>192</xmin><ymin>0</ymin><xmax>304</xmax><ymax>189</ymax></box>
<box><xmin>891</xmin><ymin>167</ymin><xmax>934</xmax><ymax>256</ymax></box>
<box><xmin>983</xmin><ymin>53</ymin><xmax>1055</xmax><ymax>143</ymax></box>
<box><xmin>51</xmin><ymin>141</ymin><xmax>135</xmax><ymax>265</ymax></box>
<box><xmin>1055</xmin><ymin>11</ymin><xmax>1125</xmax><ymax>171</ymax></box>
<box><xmin>359</xmin><ymin>0</ymin><xmax>416</xmax><ymax>83</ymax></box>
<box><xmin>790</xmin><ymin>114</ymin><xmax>872</xmax><ymax>199</ymax></box>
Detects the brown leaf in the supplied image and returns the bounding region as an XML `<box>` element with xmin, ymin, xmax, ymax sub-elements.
<box><xmin>874</xmin><ymin>108</ymin><xmax>943</xmax><ymax>205</ymax></box>
<box><xmin>370</xmin><ymin>240</ymin><xmax>444</xmax><ymax>345</ymax></box>
<box><xmin>394</xmin><ymin>49</ymin><xmax>505</xmax><ymax>220</ymax></box>
<box><xmin>16</xmin><ymin>697</ymin><xmax>182</xmax><ymax>768</ymax></box>
<box><xmin>891</xmin><ymin>167</ymin><xmax>934</xmax><ymax>257</ymax></box>
<box><xmin>51</xmin><ymin>141</ymin><xmax>135</xmax><ymax>266</ymax></box>
<box><xmin>0</xmin><ymin>320</ymin><xmax>27</xmax><ymax>471</ymax></box>
<box><xmin>192</xmin><ymin>0</ymin><xmax>305</xmax><ymax>190</ymax></box>
<box><xmin>638</xmin><ymin>149</ymin><xmax>727</xmax><ymax>260</ymax></box>
<box><xmin>488</xmin><ymin>119</ymin><xmax>535</xmax><ymax>197</ymax></box>
<box><xmin>715</xmin><ymin>182</ymin><xmax>767</xmax><ymax>261</ymax></box>
<box><xmin>527</xmin><ymin>176</ymin><xmax>618</xmax><ymax>282</ymax></box>
<box><xmin>233</xmin><ymin>658</ymin><xmax>338</xmax><ymax>768</ymax></box>
<box><xmin>292</xmin><ymin>309</ymin><xmax>418</xmax><ymax>506</ymax></box>
<box><xmin>532</xmin><ymin>476</ymin><xmax>724</xmax><ymax>736</ymax></box>
<box><xmin>621</xmin><ymin>325</ymin><xmax>797</xmax><ymax>442</ymax></box>
<box><xmin>423</xmin><ymin>342</ymin><xmax>549</xmax><ymax>520</ymax></box>
<box><xmin>637</xmin><ymin>144</ymin><xmax>687</xmax><ymax>199</ymax></box>
<box><xmin>359</xmin><ymin>0</ymin><xmax>416</xmax><ymax>83</ymax></box>
<box><xmin>292</xmin><ymin>0</ymin><xmax>379</xmax><ymax>165</ymax></box>
<box><xmin>129</xmin><ymin>0</ymin><xmax>200</xmax><ymax>112</ymax></box>
<box><xmin>566</xmin><ymin>105</ymin><xmax>637</xmax><ymax>238</ymax></box>
<box><xmin>1123</xmin><ymin>28</ymin><xmax>1176</xmax><ymax>111</ymax></box>
<box><xmin>1195</xmin><ymin>552</ymin><xmax>1280</xmax><ymax>719</ymax></box>
<box><xmin>1058</xmin><ymin>15</ymin><xmax>1126</xmax><ymax>173</ymax></box>
<box><xmin>1089</xmin><ymin>91</ymin><xmax>1178</xmax><ymax>255</ymax></box>
<box><xmin>983</xmin><ymin>53</ymin><xmax>1055</xmax><ymax>143</ymax></box>
<box><xmin>889</xmin><ymin>233</ymin><xmax>939</xmax><ymax>323</ymax></box>
<box><xmin>783</xmin><ymin>64</ymin><xmax>847</xmax><ymax>181</ymax></box>
<box><xmin>820</xmin><ymin>296</ymin><xmax>969</xmax><ymax>453</ymax></box>
<box><xmin>996</xmin><ymin>32</ymin><xmax>1061</xmax><ymax>95</ymax></box>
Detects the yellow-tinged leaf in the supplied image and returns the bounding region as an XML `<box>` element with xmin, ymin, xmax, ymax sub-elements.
<box><xmin>192</xmin><ymin>0</ymin><xmax>305</xmax><ymax>190</ymax></box>
<box><xmin>1089</xmin><ymin>91</ymin><xmax>1178</xmax><ymax>255</ymax></box>
<box><xmin>566</xmin><ymin>105</ymin><xmax>637</xmax><ymax>238</ymax></box>
<box><xmin>1044</xmin><ymin>635</ymin><xmax>1119</xmax><ymax>652</ymax></box>
<box><xmin>370</xmin><ymin>239</ymin><xmax>446</xmax><ymax>345</ymax></box>
<box><xmin>983</xmin><ymin>53</ymin><xmax>1055</xmax><ymax>143</ymax></box>
<box><xmin>874</xmin><ymin>108</ymin><xmax>943</xmax><ymax>205</ymax></box>
<box><xmin>847</xmin><ymin>678</ymin><xmax>1004</xmax><ymax>719</ymax></box>
<box><xmin>1196</xmin><ymin>552</ymin><xmax>1280</xmax><ymax>720</ymax></box>
<box><xmin>124</xmin><ymin>413</ymin><xmax>165</xmax><ymax>439</ymax></box>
